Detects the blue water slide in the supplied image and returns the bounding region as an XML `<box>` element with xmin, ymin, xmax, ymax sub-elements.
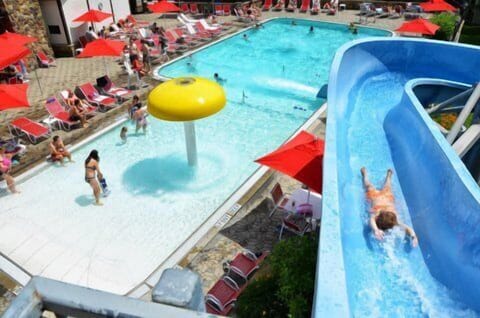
<box><xmin>315</xmin><ymin>38</ymin><xmax>480</xmax><ymax>317</ymax></box>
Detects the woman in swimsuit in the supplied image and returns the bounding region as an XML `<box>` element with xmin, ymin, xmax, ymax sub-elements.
<box><xmin>133</xmin><ymin>108</ymin><xmax>148</xmax><ymax>134</ymax></box>
<box><xmin>361</xmin><ymin>167</ymin><xmax>418</xmax><ymax>247</ymax></box>
<box><xmin>69</xmin><ymin>99</ymin><xmax>88</xmax><ymax>128</ymax></box>
<box><xmin>85</xmin><ymin>150</ymin><xmax>103</xmax><ymax>206</ymax></box>
<box><xmin>0</xmin><ymin>147</ymin><xmax>18</xmax><ymax>193</ymax></box>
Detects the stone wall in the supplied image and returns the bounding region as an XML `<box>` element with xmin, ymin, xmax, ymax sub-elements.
<box><xmin>0</xmin><ymin>0</ymin><xmax>54</xmax><ymax>69</ymax></box>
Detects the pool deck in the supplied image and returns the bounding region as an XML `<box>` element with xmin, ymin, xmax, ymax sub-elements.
<box><xmin>0</xmin><ymin>9</ymin><xmax>404</xmax><ymax>314</ymax></box>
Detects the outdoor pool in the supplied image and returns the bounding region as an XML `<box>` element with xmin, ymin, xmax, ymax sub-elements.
<box><xmin>0</xmin><ymin>18</ymin><xmax>390</xmax><ymax>295</ymax></box>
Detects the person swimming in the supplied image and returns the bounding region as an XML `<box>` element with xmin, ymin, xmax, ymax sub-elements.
<box><xmin>361</xmin><ymin>167</ymin><xmax>418</xmax><ymax>247</ymax></box>
<box><xmin>309</xmin><ymin>26</ymin><xmax>314</xmax><ymax>33</ymax></box>
<box><xmin>214</xmin><ymin>73</ymin><xmax>227</xmax><ymax>84</ymax></box>
<box><xmin>243</xmin><ymin>34</ymin><xmax>249</xmax><ymax>41</ymax></box>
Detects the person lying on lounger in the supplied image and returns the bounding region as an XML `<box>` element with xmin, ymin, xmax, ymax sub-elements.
<box><xmin>361</xmin><ymin>167</ymin><xmax>418</xmax><ymax>247</ymax></box>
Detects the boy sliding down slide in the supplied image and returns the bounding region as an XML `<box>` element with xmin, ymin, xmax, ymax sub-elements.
<box><xmin>361</xmin><ymin>167</ymin><xmax>418</xmax><ymax>247</ymax></box>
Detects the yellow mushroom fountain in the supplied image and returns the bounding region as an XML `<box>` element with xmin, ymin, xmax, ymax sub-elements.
<box><xmin>148</xmin><ymin>77</ymin><xmax>227</xmax><ymax>166</ymax></box>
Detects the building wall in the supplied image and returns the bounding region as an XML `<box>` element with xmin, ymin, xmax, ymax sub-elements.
<box><xmin>0</xmin><ymin>0</ymin><xmax>54</xmax><ymax>68</ymax></box>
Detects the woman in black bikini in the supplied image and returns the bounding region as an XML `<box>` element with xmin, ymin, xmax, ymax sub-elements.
<box><xmin>85</xmin><ymin>150</ymin><xmax>103</xmax><ymax>206</ymax></box>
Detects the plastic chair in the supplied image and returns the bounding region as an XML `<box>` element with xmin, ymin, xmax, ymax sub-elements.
<box><xmin>269</xmin><ymin>183</ymin><xmax>291</xmax><ymax>217</ymax></box>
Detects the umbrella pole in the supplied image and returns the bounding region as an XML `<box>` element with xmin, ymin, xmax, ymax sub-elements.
<box><xmin>33</xmin><ymin>68</ymin><xmax>43</xmax><ymax>95</ymax></box>
<box><xmin>103</xmin><ymin>57</ymin><xmax>109</xmax><ymax>76</ymax></box>
<box><xmin>184</xmin><ymin>121</ymin><xmax>198</xmax><ymax>166</ymax></box>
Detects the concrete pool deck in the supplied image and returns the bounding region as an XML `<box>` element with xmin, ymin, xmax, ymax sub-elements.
<box><xmin>0</xmin><ymin>10</ymin><xmax>404</xmax><ymax>314</ymax></box>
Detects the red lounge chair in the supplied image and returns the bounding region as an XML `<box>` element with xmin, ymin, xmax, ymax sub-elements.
<box><xmin>9</xmin><ymin>117</ymin><xmax>49</xmax><ymax>144</ymax></box>
<box><xmin>59</xmin><ymin>90</ymin><xmax>97</xmax><ymax>116</ymax></box>
<box><xmin>174</xmin><ymin>28</ymin><xmax>204</xmax><ymax>43</ymax></box>
<box><xmin>263</xmin><ymin>0</ymin><xmax>273</xmax><ymax>10</ymax></box>
<box><xmin>181</xmin><ymin>3</ymin><xmax>189</xmax><ymax>13</ymax></box>
<box><xmin>205</xmin><ymin>276</ymin><xmax>241</xmax><ymax>316</ymax></box>
<box><xmin>269</xmin><ymin>182</ymin><xmax>292</xmax><ymax>217</ymax></box>
<box><xmin>96</xmin><ymin>75</ymin><xmax>132</xmax><ymax>100</ymax></box>
<box><xmin>126</xmin><ymin>14</ymin><xmax>150</xmax><ymax>27</ymax></box>
<box><xmin>223</xmin><ymin>4</ymin><xmax>231</xmax><ymax>15</ymax></box>
<box><xmin>311</xmin><ymin>0</ymin><xmax>320</xmax><ymax>14</ymax></box>
<box><xmin>7</xmin><ymin>77</ymin><xmax>22</xmax><ymax>84</ymax></box>
<box><xmin>215</xmin><ymin>4</ymin><xmax>224</xmax><ymax>15</ymax></box>
<box><xmin>189</xmin><ymin>3</ymin><xmax>199</xmax><ymax>15</ymax></box>
<box><xmin>45</xmin><ymin>98</ymin><xmax>79</xmax><ymax>131</ymax></box>
<box><xmin>273</xmin><ymin>0</ymin><xmax>285</xmax><ymax>11</ymax></box>
<box><xmin>227</xmin><ymin>250</ymin><xmax>268</xmax><ymax>281</ymax></box>
<box><xmin>37</xmin><ymin>51</ymin><xmax>56</xmax><ymax>68</ymax></box>
<box><xmin>195</xmin><ymin>22</ymin><xmax>221</xmax><ymax>36</ymax></box>
<box><xmin>286</xmin><ymin>0</ymin><xmax>297</xmax><ymax>11</ymax></box>
<box><xmin>300</xmin><ymin>0</ymin><xmax>310</xmax><ymax>12</ymax></box>
<box><xmin>78</xmin><ymin>83</ymin><xmax>116</xmax><ymax>111</ymax></box>
<box><xmin>279</xmin><ymin>214</ymin><xmax>312</xmax><ymax>240</ymax></box>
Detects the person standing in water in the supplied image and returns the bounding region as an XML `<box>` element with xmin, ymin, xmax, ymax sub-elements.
<box><xmin>85</xmin><ymin>150</ymin><xmax>103</xmax><ymax>206</ymax></box>
<box><xmin>0</xmin><ymin>147</ymin><xmax>18</xmax><ymax>194</ymax></box>
<box><xmin>361</xmin><ymin>167</ymin><xmax>418</xmax><ymax>247</ymax></box>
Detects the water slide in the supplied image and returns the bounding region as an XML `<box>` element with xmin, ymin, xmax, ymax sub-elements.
<box><xmin>314</xmin><ymin>38</ymin><xmax>480</xmax><ymax>317</ymax></box>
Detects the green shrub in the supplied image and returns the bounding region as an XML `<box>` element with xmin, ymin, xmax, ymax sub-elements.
<box><xmin>430</xmin><ymin>13</ymin><xmax>457</xmax><ymax>40</ymax></box>
<box><xmin>236</xmin><ymin>275</ymin><xmax>288</xmax><ymax>318</ymax></box>
<box><xmin>460</xmin><ymin>25</ymin><xmax>480</xmax><ymax>45</ymax></box>
<box><xmin>237</xmin><ymin>235</ymin><xmax>319</xmax><ymax>318</ymax></box>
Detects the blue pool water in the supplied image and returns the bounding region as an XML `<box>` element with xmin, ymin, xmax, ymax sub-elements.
<box><xmin>316</xmin><ymin>39</ymin><xmax>480</xmax><ymax>317</ymax></box>
<box><xmin>0</xmin><ymin>19</ymin><xmax>389</xmax><ymax>295</ymax></box>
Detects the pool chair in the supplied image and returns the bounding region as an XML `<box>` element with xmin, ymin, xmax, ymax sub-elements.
<box><xmin>269</xmin><ymin>182</ymin><xmax>292</xmax><ymax>217</ymax></box>
<box><xmin>77</xmin><ymin>83</ymin><xmax>116</xmax><ymax>112</ymax></box>
<box><xmin>37</xmin><ymin>51</ymin><xmax>56</xmax><ymax>68</ymax></box>
<box><xmin>300</xmin><ymin>0</ymin><xmax>310</xmax><ymax>12</ymax></box>
<box><xmin>184</xmin><ymin>23</ymin><xmax>215</xmax><ymax>40</ymax></box>
<box><xmin>164</xmin><ymin>29</ymin><xmax>193</xmax><ymax>48</ymax></box>
<box><xmin>225</xmin><ymin>250</ymin><xmax>269</xmax><ymax>282</ymax></box>
<box><xmin>278</xmin><ymin>213</ymin><xmax>312</xmax><ymax>240</ymax></box>
<box><xmin>311</xmin><ymin>0</ymin><xmax>320</xmax><ymax>14</ymax></box>
<box><xmin>59</xmin><ymin>90</ymin><xmax>97</xmax><ymax>117</ymax></box>
<box><xmin>263</xmin><ymin>0</ymin><xmax>273</xmax><ymax>11</ymax></box>
<box><xmin>215</xmin><ymin>4</ymin><xmax>224</xmax><ymax>15</ymax></box>
<box><xmin>273</xmin><ymin>0</ymin><xmax>285</xmax><ymax>11</ymax></box>
<box><xmin>45</xmin><ymin>98</ymin><xmax>80</xmax><ymax>131</ymax></box>
<box><xmin>223</xmin><ymin>4</ymin><xmax>231</xmax><ymax>15</ymax></box>
<box><xmin>180</xmin><ymin>3</ymin><xmax>189</xmax><ymax>13</ymax></box>
<box><xmin>189</xmin><ymin>3</ymin><xmax>200</xmax><ymax>15</ymax></box>
<box><xmin>286</xmin><ymin>0</ymin><xmax>297</xmax><ymax>12</ymax></box>
<box><xmin>126</xmin><ymin>14</ymin><xmax>150</xmax><ymax>28</ymax></box>
<box><xmin>9</xmin><ymin>117</ymin><xmax>50</xmax><ymax>144</ymax></box>
<box><xmin>96</xmin><ymin>75</ymin><xmax>132</xmax><ymax>101</ymax></box>
<box><xmin>174</xmin><ymin>28</ymin><xmax>207</xmax><ymax>44</ymax></box>
<box><xmin>205</xmin><ymin>276</ymin><xmax>242</xmax><ymax>316</ymax></box>
<box><xmin>195</xmin><ymin>22</ymin><xmax>222</xmax><ymax>36</ymax></box>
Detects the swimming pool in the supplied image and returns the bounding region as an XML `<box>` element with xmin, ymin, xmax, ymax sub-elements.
<box><xmin>0</xmin><ymin>18</ymin><xmax>390</xmax><ymax>295</ymax></box>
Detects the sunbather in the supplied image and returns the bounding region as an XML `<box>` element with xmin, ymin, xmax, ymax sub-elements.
<box><xmin>85</xmin><ymin>149</ymin><xmax>103</xmax><ymax>206</ymax></box>
<box><xmin>65</xmin><ymin>90</ymin><xmax>93</xmax><ymax>112</ymax></box>
<box><xmin>0</xmin><ymin>147</ymin><xmax>19</xmax><ymax>193</ymax></box>
<box><xmin>49</xmin><ymin>136</ymin><xmax>73</xmax><ymax>164</ymax></box>
<box><xmin>69</xmin><ymin>99</ymin><xmax>89</xmax><ymax>128</ymax></box>
<box><xmin>361</xmin><ymin>167</ymin><xmax>418</xmax><ymax>247</ymax></box>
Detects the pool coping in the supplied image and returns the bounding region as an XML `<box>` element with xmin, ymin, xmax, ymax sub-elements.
<box><xmin>153</xmin><ymin>17</ymin><xmax>393</xmax><ymax>81</ymax></box>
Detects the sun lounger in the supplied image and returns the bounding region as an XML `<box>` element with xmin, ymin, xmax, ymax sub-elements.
<box><xmin>96</xmin><ymin>75</ymin><xmax>132</xmax><ymax>101</ymax></box>
<box><xmin>286</xmin><ymin>0</ymin><xmax>297</xmax><ymax>12</ymax></box>
<box><xmin>126</xmin><ymin>14</ymin><xmax>150</xmax><ymax>28</ymax></box>
<box><xmin>164</xmin><ymin>29</ymin><xmax>193</xmax><ymax>47</ymax></box>
<box><xmin>189</xmin><ymin>3</ymin><xmax>200</xmax><ymax>15</ymax></box>
<box><xmin>181</xmin><ymin>3</ymin><xmax>189</xmax><ymax>13</ymax></box>
<box><xmin>263</xmin><ymin>0</ymin><xmax>273</xmax><ymax>10</ymax></box>
<box><xmin>273</xmin><ymin>0</ymin><xmax>285</xmax><ymax>11</ymax></box>
<box><xmin>9</xmin><ymin>117</ymin><xmax>50</xmax><ymax>144</ymax></box>
<box><xmin>215</xmin><ymin>4</ymin><xmax>224</xmax><ymax>15</ymax></box>
<box><xmin>45</xmin><ymin>98</ymin><xmax>79</xmax><ymax>131</ymax></box>
<box><xmin>205</xmin><ymin>276</ymin><xmax>242</xmax><ymax>316</ymax></box>
<box><xmin>226</xmin><ymin>250</ymin><xmax>268</xmax><ymax>281</ymax></box>
<box><xmin>78</xmin><ymin>83</ymin><xmax>116</xmax><ymax>111</ymax></box>
<box><xmin>269</xmin><ymin>182</ymin><xmax>292</xmax><ymax>217</ymax></box>
<box><xmin>59</xmin><ymin>90</ymin><xmax>97</xmax><ymax>117</ymax></box>
<box><xmin>279</xmin><ymin>213</ymin><xmax>312</xmax><ymax>240</ymax></box>
<box><xmin>37</xmin><ymin>51</ymin><xmax>56</xmax><ymax>68</ymax></box>
<box><xmin>311</xmin><ymin>0</ymin><xmax>320</xmax><ymax>14</ymax></box>
<box><xmin>223</xmin><ymin>4</ymin><xmax>231</xmax><ymax>15</ymax></box>
<box><xmin>300</xmin><ymin>0</ymin><xmax>310</xmax><ymax>12</ymax></box>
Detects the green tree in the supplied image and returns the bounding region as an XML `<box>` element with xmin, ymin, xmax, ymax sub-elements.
<box><xmin>430</xmin><ymin>13</ymin><xmax>457</xmax><ymax>40</ymax></box>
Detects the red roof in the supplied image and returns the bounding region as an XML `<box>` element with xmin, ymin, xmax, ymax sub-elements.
<box><xmin>395</xmin><ymin>18</ymin><xmax>440</xmax><ymax>35</ymax></box>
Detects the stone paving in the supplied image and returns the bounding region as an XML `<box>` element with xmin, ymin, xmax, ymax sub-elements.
<box><xmin>0</xmin><ymin>8</ymin><xmax>404</xmax><ymax>314</ymax></box>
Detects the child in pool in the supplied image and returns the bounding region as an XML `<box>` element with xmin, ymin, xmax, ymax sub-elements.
<box><xmin>120</xmin><ymin>126</ymin><xmax>128</xmax><ymax>142</ymax></box>
<box><xmin>361</xmin><ymin>167</ymin><xmax>418</xmax><ymax>247</ymax></box>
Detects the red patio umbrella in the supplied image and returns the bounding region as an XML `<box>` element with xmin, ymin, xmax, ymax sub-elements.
<box><xmin>0</xmin><ymin>84</ymin><xmax>30</xmax><ymax>110</ymax></box>
<box><xmin>0</xmin><ymin>32</ymin><xmax>37</xmax><ymax>46</ymax></box>
<box><xmin>148</xmin><ymin>1</ymin><xmax>181</xmax><ymax>13</ymax></box>
<box><xmin>73</xmin><ymin>9</ymin><xmax>113</xmax><ymax>23</ymax></box>
<box><xmin>255</xmin><ymin>130</ymin><xmax>325</xmax><ymax>194</ymax></box>
<box><xmin>76</xmin><ymin>39</ymin><xmax>125</xmax><ymax>58</ymax></box>
<box><xmin>395</xmin><ymin>18</ymin><xmax>440</xmax><ymax>35</ymax></box>
<box><xmin>0</xmin><ymin>45</ymin><xmax>30</xmax><ymax>70</ymax></box>
<box><xmin>420</xmin><ymin>0</ymin><xmax>456</xmax><ymax>12</ymax></box>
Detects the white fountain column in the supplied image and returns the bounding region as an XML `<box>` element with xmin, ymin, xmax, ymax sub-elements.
<box><xmin>183</xmin><ymin>121</ymin><xmax>198</xmax><ymax>166</ymax></box>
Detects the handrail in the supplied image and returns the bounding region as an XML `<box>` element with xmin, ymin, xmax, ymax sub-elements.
<box><xmin>446</xmin><ymin>83</ymin><xmax>480</xmax><ymax>144</ymax></box>
<box><xmin>427</xmin><ymin>85</ymin><xmax>475</xmax><ymax>114</ymax></box>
